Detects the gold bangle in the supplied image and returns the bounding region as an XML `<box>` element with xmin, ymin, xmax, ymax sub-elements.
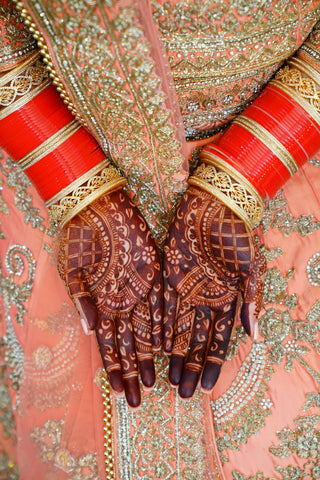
<box><xmin>18</xmin><ymin>119</ymin><xmax>81</xmax><ymax>170</ymax></box>
<box><xmin>46</xmin><ymin>161</ymin><xmax>126</xmax><ymax>228</ymax></box>
<box><xmin>0</xmin><ymin>51</ymin><xmax>41</xmax><ymax>88</ymax></box>
<box><xmin>233</xmin><ymin>115</ymin><xmax>298</xmax><ymax>176</ymax></box>
<box><xmin>271</xmin><ymin>64</ymin><xmax>320</xmax><ymax>126</ymax></box>
<box><xmin>289</xmin><ymin>57</ymin><xmax>320</xmax><ymax>89</ymax></box>
<box><xmin>0</xmin><ymin>78</ymin><xmax>51</xmax><ymax>119</ymax></box>
<box><xmin>189</xmin><ymin>162</ymin><xmax>264</xmax><ymax>230</ymax></box>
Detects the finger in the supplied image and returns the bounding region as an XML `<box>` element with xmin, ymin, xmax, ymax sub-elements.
<box><xmin>63</xmin><ymin>266</ymin><xmax>98</xmax><ymax>331</ymax></box>
<box><xmin>201</xmin><ymin>303</ymin><xmax>235</xmax><ymax>391</ymax></box>
<box><xmin>240</xmin><ymin>245</ymin><xmax>266</xmax><ymax>339</ymax></box>
<box><xmin>95</xmin><ymin>313</ymin><xmax>124</xmax><ymax>395</ymax></box>
<box><xmin>178</xmin><ymin>305</ymin><xmax>213</xmax><ymax>399</ymax></box>
<box><xmin>169</xmin><ymin>303</ymin><xmax>195</xmax><ymax>385</ymax></box>
<box><xmin>115</xmin><ymin>313</ymin><xmax>141</xmax><ymax>408</ymax></box>
<box><xmin>131</xmin><ymin>302</ymin><xmax>155</xmax><ymax>389</ymax></box>
<box><xmin>148</xmin><ymin>271</ymin><xmax>163</xmax><ymax>351</ymax></box>
<box><xmin>163</xmin><ymin>278</ymin><xmax>179</xmax><ymax>353</ymax></box>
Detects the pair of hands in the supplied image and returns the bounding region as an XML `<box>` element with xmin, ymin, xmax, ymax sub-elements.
<box><xmin>58</xmin><ymin>186</ymin><xmax>266</xmax><ymax>407</ymax></box>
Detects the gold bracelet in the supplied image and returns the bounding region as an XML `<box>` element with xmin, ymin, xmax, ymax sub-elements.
<box><xmin>233</xmin><ymin>115</ymin><xmax>298</xmax><ymax>176</ymax></box>
<box><xmin>271</xmin><ymin>63</ymin><xmax>320</xmax><ymax>126</ymax></box>
<box><xmin>46</xmin><ymin>161</ymin><xmax>126</xmax><ymax>228</ymax></box>
<box><xmin>189</xmin><ymin>158</ymin><xmax>264</xmax><ymax>230</ymax></box>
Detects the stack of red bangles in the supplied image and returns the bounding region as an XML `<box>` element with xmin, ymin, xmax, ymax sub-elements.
<box><xmin>0</xmin><ymin>52</ymin><xmax>125</xmax><ymax>227</ymax></box>
<box><xmin>190</xmin><ymin>48</ymin><xmax>320</xmax><ymax>230</ymax></box>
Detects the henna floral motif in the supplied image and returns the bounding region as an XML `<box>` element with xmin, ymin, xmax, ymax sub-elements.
<box><xmin>163</xmin><ymin>186</ymin><xmax>266</xmax><ymax>398</ymax></box>
<box><xmin>58</xmin><ymin>189</ymin><xmax>162</xmax><ymax>407</ymax></box>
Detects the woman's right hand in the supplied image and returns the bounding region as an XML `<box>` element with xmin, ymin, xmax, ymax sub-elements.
<box><xmin>58</xmin><ymin>189</ymin><xmax>162</xmax><ymax>408</ymax></box>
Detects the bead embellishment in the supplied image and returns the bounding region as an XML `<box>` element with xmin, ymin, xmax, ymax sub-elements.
<box><xmin>306</xmin><ymin>252</ymin><xmax>320</xmax><ymax>286</ymax></box>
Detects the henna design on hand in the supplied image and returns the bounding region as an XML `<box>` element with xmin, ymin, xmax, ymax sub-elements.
<box><xmin>58</xmin><ymin>189</ymin><xmax>162</xmax><ymax>407</ymax></box>
<box><xmin>163</xmin><ymin>186</ymin><xmax>266</xmax><ymax>399</ymax></box>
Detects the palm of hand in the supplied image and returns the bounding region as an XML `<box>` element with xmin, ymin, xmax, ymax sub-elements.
<box><xmin>58</xmin><ymin>189</ymin><xmax>162</xmax><ymax>407</ymax></box>
<box><xmin>163</xmin><ymin>186</ymin><xmax>266</xmax><ymax>398</ymax></box>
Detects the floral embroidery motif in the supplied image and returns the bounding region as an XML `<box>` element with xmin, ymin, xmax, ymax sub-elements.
<box><xmin>30</xmin><ymin>420</ymin><xmax>98</xmax><ymax>479</ymax></box>
<box><xmin>0</xmin><ymin>244</ymin><xmax>35</xmax><ymax>395</ymax></box>
<box><xmin>0</xmin><ymin>451</ymin><xmax>19</xmax><ymax>480</ymax></box>
<box><xmin>0</xmin><ymin>155</ymin><xmax>46</xmax><ymax>232</ymax></box>
<box><xmin>23</xmin><ymin>303</ymin><xmax>82</xmax><ymax>411</ymax></box>
<box><xmin>261</xmin><ymin>189</ymin><xmax>320</xmax><ymax>237</ymax></box>
<box><xmin>0</xmin><ymin>0</ymin><xmax>36</xmax><ymax>71</ymax></box>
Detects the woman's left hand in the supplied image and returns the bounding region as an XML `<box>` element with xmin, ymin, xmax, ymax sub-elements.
<box><xmin>163</xmin><ymin>186</ymin><xmax>266</xmax><ymax>399</ymax></box>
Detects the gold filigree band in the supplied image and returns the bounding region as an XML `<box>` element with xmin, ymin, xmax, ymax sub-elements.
<box><xmin>18</xmin><ymin>119</ymin><xmax>81</xmax><ymax>170</ymax></box>
<box><xmin>271</xmin><ymin>61</ymin><xmax>320</xmax><ymax>126</ymax></box>
<box><xmin>189</xmin><ymin>152</ymin><xmax>264</xmax><ymax>230</ymax></box>
<box><xmin>233</xmin><ymin>115</ymin><xmax>298</xmax><ymax>176</ymax></box>
<box><xmin>46</xmin><ymin>161</ymin><xmax>126</xmax><ymax>228</ymax></box>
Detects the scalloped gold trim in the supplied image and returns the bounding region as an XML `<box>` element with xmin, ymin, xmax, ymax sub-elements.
<box><xmin>271</xmin><ymin>61</ymin><xmax>320</xmax><ymax>127</ymax></box>
<box><xmin>200</xmin><ymin>148</ymin><xmax>264</xmax><ymax>205</ymax></box>
<box><xmin>189</xmin><ymin>163</ymin><xmax>263</xmax><ymax>230</ymax></box>
<box><xmin>0</xmin><ymin>78</ymin><xmax>51</xmax><ymax>119</ymax></box>
<box><xmin>13</xmin><ymin>0</ymin><xmax>85</xmax><ymax>125</ymax></box>
<box><xmin>46</xmin><ymin>163</ymin><xmax>126</xmax><ymax>228</ymax></box>
<box><xmin>0</xmin><ymin>50</ymin><xmax>41</xmax><ymax>87</ymax></box>
<box><xmin>233</xmin><ymin>115</ymin><xmax>298</xmax><ymax>176</ymax></box>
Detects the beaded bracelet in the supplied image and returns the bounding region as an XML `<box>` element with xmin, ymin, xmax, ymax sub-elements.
<box><xmin>0</xmin><ymin>55</ymin><xmax>126</xmax><ymax>227</ymax></box>
<box><xmin>190</xmin><ymin>53</ymin><xmax>320</xmax><ymax>230</ymax></box>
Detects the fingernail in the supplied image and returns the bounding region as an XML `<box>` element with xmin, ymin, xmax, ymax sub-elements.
<box><xmin>80</xmin><ymin>317</ymin><xmax>94</xmax><ymax>335</ymax></box>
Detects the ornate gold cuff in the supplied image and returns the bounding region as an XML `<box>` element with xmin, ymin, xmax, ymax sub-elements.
<box><xmin>271</xmin><ymin>59</ymin><xmax>320</xmax><ymax>126</ymax></box>
<box><xmin>46</xmin><ymin>161</ymin><xmax>127</xmax><ymax>228</ymax></box>
<box><xmin>189</xmin><ymin>152</ymin><xmax>264</xmax><ymax>230</ymax></box>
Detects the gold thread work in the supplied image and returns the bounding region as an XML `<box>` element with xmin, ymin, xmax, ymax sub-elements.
<box><xmin>189</xmin><ymin>162</ymin><xmax>264</xmax><ymax>230</ymax></box>
<box><xmin>233</xmin><ymin>115</ymin><xmax>298</xmax><ymax>176</ymax></box>
<box><xmin>13</xmin><ymin>0</ymin><xmax>85</xmax><ymax>125</ymax></box>
<box><xmin>46</xmin><ymin>162</ymin><xmax>126</xmax><ymax>228</ymax></box>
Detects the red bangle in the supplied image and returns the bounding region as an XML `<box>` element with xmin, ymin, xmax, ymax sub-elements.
<box><xmin>0</xmin><ymin>67</ymin><xmax>125</xmax><ymax>226</ymax></box>
<box><xmin>203</xmin><ymin>82</ymin><xmax>320</xmax><ymax>199</ymax></box>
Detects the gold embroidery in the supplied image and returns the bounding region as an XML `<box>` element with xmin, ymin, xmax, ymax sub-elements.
<box><xmin>115</xmin><ymin>354</ymin><xmax>210</xmax><ymax>479</ymax></box>
<box><xmin>212</xmin><ymin>343</ymin><xmax>274</xmax><ymax>464</ymax></box>
<box><xmin>261</xmin><ymin>189</ymin><xmax>320</xmax><ymax>237</ymax></box>
<box><xmin>152</xmin><ymin>0</ymin><xmax>320</xmax><ymax>138</ymax></box>
<box><xmin>0</xmin><ymin>1</ymin><xmax>36</xmax><ymax>71</ymax></box>
<box><xmin>24</xmin><ymin>303</ymin><xmax>82</xmax><ymax>412</ymax></box>
<box><xmin>17</xmin><ymin>0</ymin><xmax>188</xmax><ymax>242</ymax></box>
<box><xmin>30</xmin><ymin>419</ymin><xmax>99</xmax><ymax>479</ymax></box>
<box><xmin>306</xmin><ymin>252</ymin><xmax>320</xmax><ymax>286</ymax></box>
<box><xmin>101</xmin><ymin>374</ymin><xmax>114</xmax><ymax>480</ymax></box>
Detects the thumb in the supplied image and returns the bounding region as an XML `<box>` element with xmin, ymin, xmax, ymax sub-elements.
<box><xmin>59</xmin><ymin>265</ymin><xmax>99</xmax><ymax>333</ymax></box>
<box><xmin>240</xmin><ymin>246</ymin><xmax>266</xmax><ymax>340</ymax></box>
